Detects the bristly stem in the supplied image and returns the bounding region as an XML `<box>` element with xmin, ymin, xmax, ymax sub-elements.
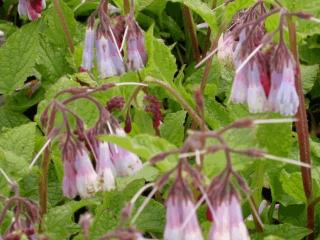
<box><xmin>287</xmin><ymin>16</ymin><xmax>314</xmax><ymax>239</ymax></box>
<box><xmin>123</xmin><ymin>0</ymin><xmax>130</xmax><ymax>14</ymax></box>
<box><xmin>53</xmin><ymin>0</ymin><xmax>75</xmax><ymax>53</ymax></box>
<box><xmin>182</xmin><ymin>6</ymin><xmax>201</xmax><ymax>62</ymax></box>
<box><xmin>39</xmin><ymin>146</ymin><xmax>51</xmax><ymax>232</ymax></box>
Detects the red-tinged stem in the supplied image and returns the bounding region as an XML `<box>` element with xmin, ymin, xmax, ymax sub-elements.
<box><xmin>182</xmin><ymin>6</ymin><xmax>201</xmax><ymax>62</ymax></box>
<box><xmin>287</xmin><ymin>16</ymin><xmax>314</xmax><ymax>239</ymax></box>
<box><xmin>53</xmin><ymin>0</ymin><xmax>74</xmax><ymax>53</ymax></box>
<box><xmin>123</xmin><ymin>0</ymin><xmax>130</xmax><ymax>14</ymax></box>
<box><xmin>39</xmin><ymin>146</ymin><xmax>51</xmax><ymax>232</ymax></box>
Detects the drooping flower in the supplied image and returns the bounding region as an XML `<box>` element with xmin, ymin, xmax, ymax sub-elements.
<box><xmin>81</xmin><ymin>23</ymin><xmax>96</xmax><ymax>72</ymax></box>
<box><xmin>109</xmin><ymin>128</ymin><xmax>142</xmax><ymax>177</ymax></box>
<box><xmin>86</xmin><ymin>127</ymin><xmax>116</xmax><ymax>192</ymax></box>
<box><xmin>74</xmin><ymin>147</ymin><xmax>98</xmax><ymax>198</ymax></box>
<box><xmin>96</xmin><ymin>24</ymin><xmax>125</xmax><ymax>78</ymax></box>
<box><xmin>125</xmin><ymin>15</ymin><xmax>147</xmax><ymax>71</ymax></box>
<box><xmin>18</xmin><ymin>0</ymin><xmax>46</xmax><ymax>21</ymax></box>
<box><xmin>268</xmin><ymin>41</ymin><xmax>299</xmax><ymax>116</ymax></box>
<box><xmin>208</xmin><ymin>185</ymin><xmax>249</xmax><ymax>240</ymax></box>
<box><xmin>246</xmin><ymin>57</ymin><xmax>269</xmax><ymax>113</ymax></box>
<box><xmin>63</xmin><ymin>158</ymin><xmax>78</xmax><ymax>199</ymax></box>
<box><xmin>95</xmin><ymin>142</ymin><xmax>116</xmax><ymax>191</ymax></box>
<box><xmin>164</xmin><ymin>177</ymin><xmax>203</xmax><ymax>240</ymax></box>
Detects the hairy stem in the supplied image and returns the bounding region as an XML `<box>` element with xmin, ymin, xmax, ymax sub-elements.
<box><xmin>182</xmin><ymin>6</ymin><xmax>201</xmax><ymax>62</ymax></box>
<box><xmin>123</xmin><ymin>0</ymin><xmax>130</xmax><ymax>14</ymax></box>
<box><xmin>287</xmin><ymin>16</ymin><xmax>314</xmax><ymax>239</ymax></box>
<box><xmin>39</xmin><ymin>146</ymin><xmax>51</xmax><ymax>232</ymax></box>
<box><xmin>146</xmin><ymin>77</ymin><xmax>206</xmax><ymax>130</ymax></box>
<box><xmin>53</xmin><ymin>0</ymin><xmax>74</xmax><ymax>53</ymax></box>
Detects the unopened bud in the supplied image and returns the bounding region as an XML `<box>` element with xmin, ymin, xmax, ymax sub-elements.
<box><xmin>124</xmin><ymin>112</ymin><xmax>132</xmax><ymax>133</ymax></box>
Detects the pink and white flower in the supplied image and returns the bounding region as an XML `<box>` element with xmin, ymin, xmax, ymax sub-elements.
<box><xmin>74</xmin><ymin>148</ymin><xmax>98</xmax><ymax>198</ymax></box>
<box><xmin>81</xmin><ymin>26</ymin><xmax>95</xmax><ymax>72</ymax></box>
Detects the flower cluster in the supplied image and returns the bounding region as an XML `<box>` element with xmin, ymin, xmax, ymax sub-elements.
<box><xmin>18</xmin><ymin>0</ymin><xmax>46</xmax><ymax>21</ymax></box>
<box><xmin>80</xmin><ymin>0</ymin><xmax>147</xmax><ymax>78</ymax></box>
<box><xmin>218</xmin><ymin>3</ymin><xmax>299</xmax><ymax>116</ymax></box>
<box><xmin>40</xmin><ymin>84</ymin><xmax>143</xmax><ymax>199</ymax></box>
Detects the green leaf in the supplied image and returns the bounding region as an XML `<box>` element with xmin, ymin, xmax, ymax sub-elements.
<box><xmin>255</xmin><ymin>223</ymin><xmax>312</xmax><ymax>240</ymax></box>
<box><xmin>142</xmin><ymin>25</ymin><xmax>177</xmax><ymax>83</ymax></box>
<box><xmin>0</xmin><ymin>107</ymin><xmax>29</xmax><ymax>131</ymax></box>
<box><xmin>301</xmin><ymin>64</ymin><xmax>319</xmax><ymax>93</ymax></box>
<box><xmin>45</xmin><ymin>199</ymin><xmax>98</xmax><ymax>240</ymax></box>
<box><xmin>280</xmin><ymin>170</ymin><xmax>306</xmax><ymax>204</ymax></box>
<box><xmin>0</xmin><ymin>22</ymin><xmax>41</xmax><ymax>94</ymax></box>
<box><xmin>134</xmin><ymin>110</ymin><xmax>155</xmax><ymax>135</ymax></box>
<box><xmin>0</xmin><ymin>123</ymin><xmax>36</xmax><ymax>179</ymax></box>
<box><xmin>160</xmin><ymin>110</ymin><xmax>186</xmax><ymax>146</ymax></box>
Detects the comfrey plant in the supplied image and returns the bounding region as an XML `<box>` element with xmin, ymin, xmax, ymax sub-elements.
<box><xmin>80</xmin><ymin>0</ymin><xmax>147</xmax><ymax>78</ymax></box>
<box><xmin>34</xmin><ymin>82</ymin><xmax>150</xmax><ymax>199</ymax></box>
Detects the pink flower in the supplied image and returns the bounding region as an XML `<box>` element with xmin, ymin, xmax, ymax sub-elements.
<box><xmin>246</xmin><ymin>59</ymin><xmax>269</xmax><ymax>113</ymax></box>
<box><xmin>230</xmin><ymin>65</ymin><xmax>248</xmax><ymax>104</ymax></box>
<box><xmin>81</xmin><ymin>26</ymin><xmax>95</xmax><ymax>72</ymax></box>
<box><xmin>109</xmin><ymin>128</ymin><xmax>142</xmax><ymax>177</ymax></box>
<box><xmin>63</xmin><ymin>160</ymin><xmax>78</xmax><ymax>199</ymax></box>
<box><xmin>96</xmin><ymin>26</ymin><xmax>125</xmax><ymax>78</ymax></box>
<box><xmin>209</xmin><ymin>189</ymin><xmax>249</xmax><ymax>240</ymax></box>
<box><xmin>164</xmin><ymin>178</ymin><xmax>203</xmax><ymax>240</ymax></box>
<box><xmin>74</xmin><ymin>148</ymin><xmax>98</xmax><ymax>198</ymax></box>
<box><xmin>269</xmin><ymin>42</ymin><xmax>299</xmax><ymax>116</ymax></box>
<box><xmin>96</xmin><ymin>142</ymin><xmax>116</xmax><ymax>191</ymax></box>
<box><xmin>18</xmin><ymin>0</ymin><xmax>46</xmax><ymax>21</ymax></box>
<box><xmin>126</xmin><ymin>16</ymin><xmax>147</xmax><ymax>71</ymax></box>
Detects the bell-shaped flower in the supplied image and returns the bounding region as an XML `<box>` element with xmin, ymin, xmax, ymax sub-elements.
<box><xmin>209</xmin><ymin>187</ymin><xmax>249</xmax><ymax>240</ymax></box>
<box><xmin>63</xmin><ymin>160</ymin><xmax>78</xmax><ymax>199</ymax></box>
<box><xmin>96</xmin><ymin>142</ymin><xmax>116</xmax><ymax>191</ymax></box>
<box><xmin>81</xmin><ymin>25</ymin><xmax>95</xmax><ymax>72</ymax></box>
<box><xmin>96</xmin><ymin>25</ymin><xmax>125</xmax><ymax>78</ymax></box>
<box><xmin>246</xmin><ymin>59</ymin><xmax>269</xmax><ymax>113</ymax></box>
<box><xmin>125</xmin><ymin>16</ymin><xmax>147</xmax><ymax>71</ymax></box>
<box><xmin>164</xmin><ymin>178</ymin><xmax>203</xmax><ymax>240</ymax></box>
<box><xmin>269</xmin><ymin>42</ymin><xmax>299</xmax><ymax>116</ymax></box>
<box><xmin>18</xmin><ymin>0</ymin><xmax>46</xmax><ymax>21</ymax></box>
<box><xmin>109</xmin><ymin>128</ymin><xmax>142</xmax><ymax>177</ymax></box>
<box><xmin>74</xmin><ymin>148</ymin><xmax>98</xmax><ymax>198</ymax></box>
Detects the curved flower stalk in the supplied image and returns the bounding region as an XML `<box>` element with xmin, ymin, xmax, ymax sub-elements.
<box><xmin>18</xmin><ymin>0</ymin><xmax>46</xmax><ymax>21</ymax></box>
<box><xmin>36</xmin><ymin>82</ymin><xmax>146</xmax><ymax>200</ymax></box>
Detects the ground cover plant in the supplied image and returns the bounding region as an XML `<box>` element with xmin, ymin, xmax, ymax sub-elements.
<box><xmin>1</xmin><ymin>0</ymin><xmax>320</xmax><ymax>239</ymax></box>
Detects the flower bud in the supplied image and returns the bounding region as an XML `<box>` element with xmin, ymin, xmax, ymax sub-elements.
<box><xmin>18</xmin><ymin>0</ymin><xmax>45</xmax><ymax>21</ymax></box>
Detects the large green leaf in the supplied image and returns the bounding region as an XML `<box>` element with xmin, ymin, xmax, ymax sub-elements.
<box><xmin>0</xmin><ymin>22</ymin><xmax>41</xmax><ymax>94</ymax></box>
<box><xmin>160</xmin><ymin>110</ymin><xmax>186</xmax><ymax>146</ymax></box>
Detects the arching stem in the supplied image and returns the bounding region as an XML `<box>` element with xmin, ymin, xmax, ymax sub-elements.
<box><xmin>287</xmin><ymin>15</ymin><xmax>314</xmax><ymax>239</ymax></box>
